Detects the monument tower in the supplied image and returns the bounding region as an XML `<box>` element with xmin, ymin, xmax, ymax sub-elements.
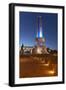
<box><xmin>35</xmin><ymin>16</ymin><xmax>48</xmax><ymax>54</ymax></box>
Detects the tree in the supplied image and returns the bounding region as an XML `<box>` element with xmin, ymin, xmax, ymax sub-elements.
<box><xmin>21</xmin><ymin>44</ymin><xmax>24</xmax><ymax>55</ymax></box>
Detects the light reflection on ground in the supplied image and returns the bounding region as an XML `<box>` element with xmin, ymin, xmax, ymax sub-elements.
<box><xmin>19</xmin><ymin>54</ymin><xmax>58</xmax><ymax>78</ymax></box>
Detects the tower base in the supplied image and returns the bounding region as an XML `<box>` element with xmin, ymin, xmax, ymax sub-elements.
<box><xmin>32</xmin><ymin>46</ymin><xmax>49</xmax><ymax>54</ymax></box>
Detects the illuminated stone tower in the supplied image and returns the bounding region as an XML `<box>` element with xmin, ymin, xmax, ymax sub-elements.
<box><xmin>35</xmin><ymin>16</ymin><xmax>48</xmax><ymax>54</ymax></box>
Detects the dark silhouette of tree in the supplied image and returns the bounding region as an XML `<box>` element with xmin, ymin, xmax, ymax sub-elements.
<box><xmin>21</xmin><ymin>44</ymin><xmax>24</xmax><ymax>50</ymax></box>
<box><xmin>21</xmin><ymin>44</ymin><xmax>24</xmax><ymax>55</ymax></box>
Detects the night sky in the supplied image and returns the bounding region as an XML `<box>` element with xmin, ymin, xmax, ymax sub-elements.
<box><xmin>19</xmin><ymin>12</ymin><xmax>58</xmax><ymax>50</ymax></box>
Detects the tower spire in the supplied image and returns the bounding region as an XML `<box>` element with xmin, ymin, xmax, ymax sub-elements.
<box><xmin>37</xmin><ymin>16</ymin><xmax>43</xmax><ymax>38</ymax></box>
<box><xmin>39</xmin><ymin>16</ymin><xmax>42</xmax><ymax>38</ymax></box>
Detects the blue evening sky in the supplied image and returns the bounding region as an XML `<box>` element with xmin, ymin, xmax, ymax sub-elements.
<box><xmin>19</xmin><ymin>12</ymin><xmax>58</xmax><ymax>50</ymax></box>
